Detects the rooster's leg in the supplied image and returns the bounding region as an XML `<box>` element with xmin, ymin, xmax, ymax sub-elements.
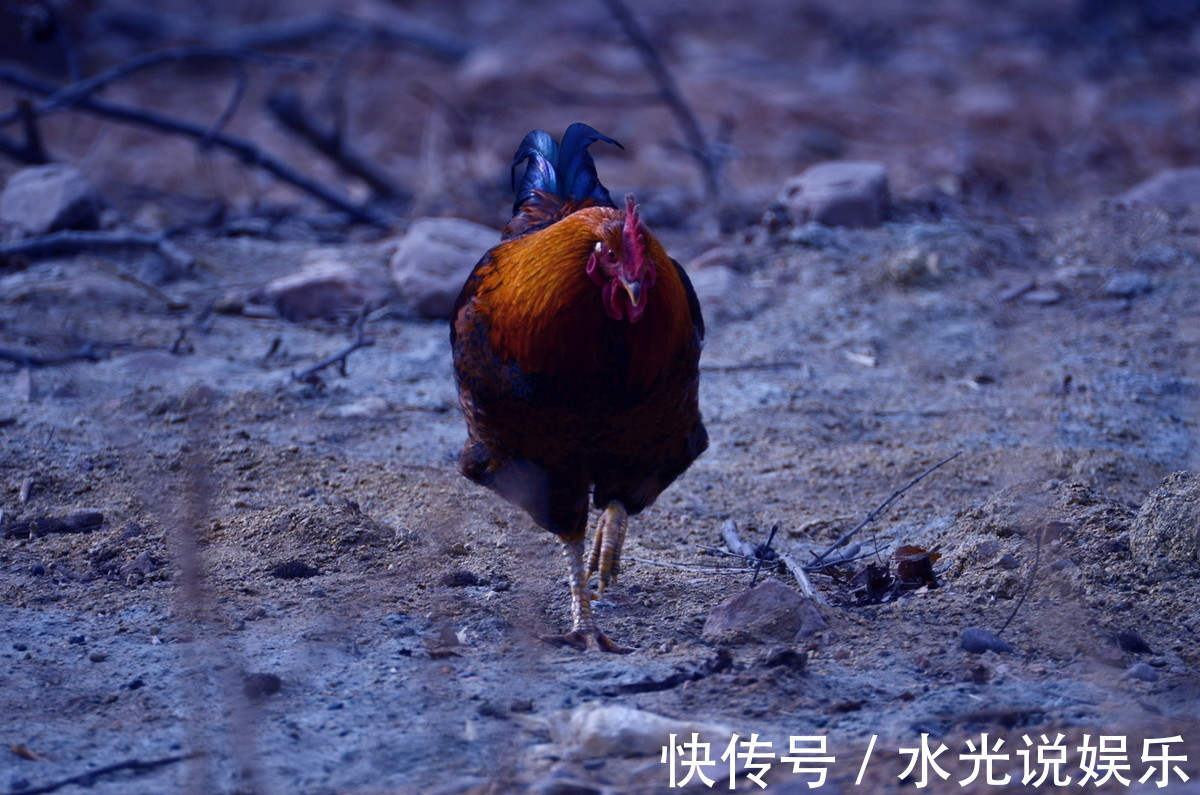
<box><xmin>588</xmin><ymin>501</ymin><xmax>628</xmax><ymax>597</ymax></box>
<box><xmin>541</xmin><ymin>537</ymin><xmax>631</xmax><ymax>654</ymax></box>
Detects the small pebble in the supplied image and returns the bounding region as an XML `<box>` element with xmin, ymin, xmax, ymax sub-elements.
<box><xmin>960</xmin><ymin>627</ymin><xmax>1013</xmax><ymax>654</ymax></box>
<box><xmin>309</xmin><ymin>586</ymin><xmax>327</xmax><ymax>598</ymax></box>
<box><xmin>1023</xmin><ymin>287</ymin><xmax>1063</xmax><ymax>305</ymax></box>
<box><xmin>1124</xmin><ymin>662</ymin><xmax>1158</xmax><ymax>682</ymax></box>
<box><xmin>89</xmin><ymin>651</ymin><xmax>107</xmax><ymax>663</ymax></box>
<box><xmin>68</xmin><ymin>635</ymin><xmax>86</xmax><ymax>645</ymax></box>
<box><xmin>1103</xmin><ymin>272</ymin><xmax>1152</xmax><ymax>299</ymax></box>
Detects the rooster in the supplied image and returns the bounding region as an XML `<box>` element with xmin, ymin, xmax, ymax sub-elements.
<box><xmin>450</xmin><ymin>123</ymin><xmax>707</xmax><ymax>653</ymax></box>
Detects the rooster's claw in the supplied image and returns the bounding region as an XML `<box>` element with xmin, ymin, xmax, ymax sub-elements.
<box><xmin>540</xmin><ymin>629</ymin><xmax>632</xmax><ymax>654</ymax></box>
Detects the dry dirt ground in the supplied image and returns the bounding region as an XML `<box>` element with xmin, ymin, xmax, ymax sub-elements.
<box><xmin>3</xmin><ymin>1</ymin><xmax>1200</xmax><ymax>794</ymax></box>
<box><xmin>3</xmin><ymin>207</ymin><xmax>1200</xmax><ymax>794</ymax></box>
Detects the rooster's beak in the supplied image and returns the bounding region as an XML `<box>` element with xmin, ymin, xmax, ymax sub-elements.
<box><xmin>620</xmin><ymin>278</ymin><xmax>643</xmax><ymax>307</ymax></box>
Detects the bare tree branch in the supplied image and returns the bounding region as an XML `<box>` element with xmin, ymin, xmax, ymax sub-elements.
<box><xmin>0</xmin><ymin>47</ymin><xmax>311</xmax><ymax>129</ymax></box>
<box><xmin>0</xmin><ymin>66</ymin><xmax>387</xmax><ymax>225</ymax></box>
<box><xmin>599</xmin><ymin>0</ymin><xmax>726</xmax><ymax>198</ymax></box>
<box><xmin>266</xmin><ymin>87</ymin><xmax>411</xmax><ymax>202</ymax></box>
<box><xmin>217</xmin><ymin>12</ymin><xmax>470</xmax><ymax>63</ymax></box>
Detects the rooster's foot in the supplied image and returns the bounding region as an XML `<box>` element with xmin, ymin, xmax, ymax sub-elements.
<box><xmin>540</xmin><ymin>628</ymin><xmax>632</xmax><ymax>654</ymax></box>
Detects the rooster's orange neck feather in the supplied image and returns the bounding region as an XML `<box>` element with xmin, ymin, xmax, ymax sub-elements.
<box><xmin>479</xmin><ymin>207</ymin><xmax>690</xmax><ymax>389</ymax></box>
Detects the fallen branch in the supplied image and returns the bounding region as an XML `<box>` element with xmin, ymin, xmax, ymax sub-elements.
<box><xmin>717</xmin><ymin>519</ymin><xmax>828</xmax><ymax>601</ymax></box>
<box><xmin>0</xmin><ymin>230</ymin><xmax>195</xmax><ymax>270</ymax></box>
<box><xmin>2</xmin><ymin>511</ymin><xmax>104</xmax><ymax>539</ymax></box>
<box><xmin>809</xmin><ymin>452</ymin><xmax>962</xmax><ymax>566</ymax></box>
<box><xmin>0</xmin><ymin>344</ymin><xmax>103</xmax><ymax>368</ymax></box>
<box><xmin>266</xmin><ymin>88</ymin><xmax>410</xmax><ymax>202</ymax></box>
<box><xmin>777</xmin><ymin>550</ymin><xmax>830</xmax><ymax>605</ymax></box>
<box><xmin>12</xmin><ymin>752</ymin><xmax>200</xmax><ymax>795</ymax></box>
<box><xmin>0</xmin><ymin>67</ymin><xmax>387</xmax><ymax>225</ymax></box>
<box><xmin>720</xmin><ymin>519</ymin><xmax>779</xmax><ymax>585</ymax></box>
<box><xmin>599</xmin><ymin>0</ymin><xmax>726</xmax><ymax>197</ymax></box>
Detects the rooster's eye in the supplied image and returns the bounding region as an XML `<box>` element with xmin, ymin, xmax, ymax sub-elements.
<box><xmin>605</xmin><ymin>248</ymin><xmax>617</xmax><ymax>262</ymax></box>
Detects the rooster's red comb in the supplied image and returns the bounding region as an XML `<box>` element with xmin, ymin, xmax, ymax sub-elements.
<box><xmin>623</xmin><ymin>193</ymin><xmax>647</xmax><ymax>277</ymax></box>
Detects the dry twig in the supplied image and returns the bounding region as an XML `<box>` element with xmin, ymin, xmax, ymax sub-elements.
<box><xmin>996</xmin><ymin>526</ymin><xmax>1043</xmax><ymax>638</ymax></box>
<box><xmin>777</xmin><ymin>550</ymin><xmax>829</xmax><ymax>605</ymax></box>
<box><xmin>2</xmin><ymin>511</ymin><xmax>103</xmax><ymax>539</ymax></box>
<box><xmin>809</xmin><ymin>452</ymin><xmax>962</xmax><ymax>567</ymax></box>
<box><xmin>291</xmin><ymin>311</ymin><xmax>376</xmax><ymax>384</ymax></box>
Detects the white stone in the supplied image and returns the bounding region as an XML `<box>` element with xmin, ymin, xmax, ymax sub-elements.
<box><xmin>0</xmin><ymin>164</ymin><xmax>102</xmax><ymax>234</ymax></box>
<box><xmin>548</xmin><ymin>703</ymin><xmax>734</xmax><ymax>759</ymax></box>
<box><xmin>252</xmin><ymin>256</ymin><xmax>392</xmax><ymax>321</ymax></box>
<box><xmin>782</xmin><ymin>161</ymin><xmax>889</xmax><ymax>228</ymax></box>
<box><xmin>1118</xmin><ymin>167</ymin><xmax>1200</xmax><ymax>206</ymax></box>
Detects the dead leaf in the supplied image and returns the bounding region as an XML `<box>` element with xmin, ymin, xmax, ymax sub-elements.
<box><xmin>11</xmin><ymin>743</ymin><xmax>44</xmax><ymax>761</ymax></box>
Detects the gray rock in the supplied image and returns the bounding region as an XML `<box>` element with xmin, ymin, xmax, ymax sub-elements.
<box><xmin>1103</xmin><ymin>272</ymin><xmax>1152</xmax><ymax>298</ymax></box>
<box><xmin>547</xmin><ymin>703</ymin><xmax>733</xmax><ymax>759</ymax></box>
<box><xmin>1022</xmin><ymin>287</ymin><xmax>1063</xmax><ymax>305</ymax></box>
<box><xmin>1129</xmin><ymin>471</ymin><xmax>1200</xmax><ymax>578</ymax></box>
<box><xmin>702</xmin><ymin>578</ymin><xmax>822</xmax><ymax>643</ymax></box>
<box><xmin>390</xmin><ymin>218</ymin><xmax>498</xmax><ymax>319</ymax></box>
<box><xmin>0</xmin><ymin>164</ymin><xmax>102</xmax><ymax>234</ymax></box>
<box><xmin>782</xmin><ymin>161</ymin><xmax>889</xmax><ymax>228</ymax></box>
<box><xmin>250</xmin><ymin>256</ymin><xmax>392</xmax><ymax>321</ymax></box>
<box><xmin>1123</xmin><ymin>662</ymin><xmax>1159</xmax><ymax>682</ymax></box>
<box><xmin>960</xmin><ymin>627</ymin><xmax>1013</xmax><ymax>654</ymax></box>
<box><xmin>1118</xmin><ymin>167</ymin><xmax>1200</xmax><ymax>206</ymax></box>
